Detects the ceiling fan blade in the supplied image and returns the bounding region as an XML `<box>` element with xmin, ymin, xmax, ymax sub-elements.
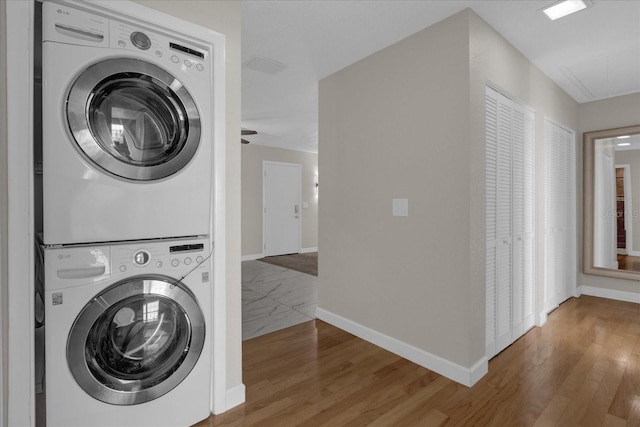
<box><xmin>241</xmin><ymin>138</ymin><xmax>250</xmax><ymax>144</ymax></box>
<box><xmin>241</xmin><ymin>129</ymin><xmax>257</xmax><ymax>136</ymax></box>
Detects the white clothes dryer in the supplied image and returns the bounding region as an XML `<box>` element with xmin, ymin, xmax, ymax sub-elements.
<box><xmin>41</xmin><ymin>1</ymin><xmax>218</xmax><ymax>245</ymax></box>
<box><xmin>44</xmin><ymin>237</ymin><xmax>212</xmax><ymax>427</ymax></box>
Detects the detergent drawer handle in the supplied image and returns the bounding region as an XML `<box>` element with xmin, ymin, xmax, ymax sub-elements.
<box><xmin>54</xmin><ymin>24</ymin><xmax>104</xmax><ymax>43</ymax></box>
<box><xmin>57</xmin><ymin>266</ymin><xmax>106</xmax><ymax>280</ymax></box>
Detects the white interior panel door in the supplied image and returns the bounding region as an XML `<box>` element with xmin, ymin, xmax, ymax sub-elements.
<box><xmin>263</xmin><ymin>161</ymin><xmax>302</xmax><ymax>256</ymax></box>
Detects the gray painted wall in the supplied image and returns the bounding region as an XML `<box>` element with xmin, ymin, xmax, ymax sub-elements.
<box><xmin>319</xmin><ymin>9</ymin><xmax>580</xmax><ymax>379</ymax></box>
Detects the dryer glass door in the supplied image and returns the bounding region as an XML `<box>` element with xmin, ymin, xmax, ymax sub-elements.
<box><xmin>67</xmin><ymin>58</ymin><xmax>201</xmax><ymax>181</ymax></box>
<box><xmin>67</xmin><ymin>276</ymin><xmax>205</xmax><ymax>405</ymax></box>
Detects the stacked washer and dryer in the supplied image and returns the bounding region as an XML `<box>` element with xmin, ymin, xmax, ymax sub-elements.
<box><xmin>40</xmin><ymin>1</ymin><xmax>217</xmax><ymax>426</ymax></box>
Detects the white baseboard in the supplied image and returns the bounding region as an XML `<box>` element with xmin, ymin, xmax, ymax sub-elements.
<box><xmin>316</xmin><ymin>308</ymin><xmax>487</xmax><ymax>387</ymax></box>
<box><xmin>578</xmin><ymin>285</ymin><xmax>640</xmax><ymax>304</ymax></box>
<box><xmin>241</xmin><ymin>253</ymin><xmax>263</xmax><ymax>261</ymax></box>
<box><xmin>242</xmin><ymin>249</ymin><xmax>317</xmax><ymax>261</ymax></box>
<box><xmin>226</xmin><ymin>383</ymin><xmax>246</xmax><ymax>410</ymax></box>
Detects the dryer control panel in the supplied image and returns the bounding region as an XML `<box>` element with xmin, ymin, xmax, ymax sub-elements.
<box><xmin>42</xmin><ymin>1</ymin><xmax>211</xmax><ymax>77</ymax></box>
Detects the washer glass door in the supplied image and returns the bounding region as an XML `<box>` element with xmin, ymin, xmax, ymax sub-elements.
<box><xmin>66</xmin><ymin>58</ymin><xmax>201</xmax><ymax>181</ymax></box>
<box><xmin>67</xmin><ymin>276</ymin><xmax>205</xmax><ymax>405</ymax></box>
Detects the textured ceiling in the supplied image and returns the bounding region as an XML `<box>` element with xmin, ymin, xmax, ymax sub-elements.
<box><xmin>241</xmin><ymin>0</ymin><xmax>640</xmax><ymax>152</ymax></box>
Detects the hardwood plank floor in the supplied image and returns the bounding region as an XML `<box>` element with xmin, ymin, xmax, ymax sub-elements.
<box><xmin>194</xmin><ymin>295</ymin><xmax>640</xmax><ymax>426</ymax></box>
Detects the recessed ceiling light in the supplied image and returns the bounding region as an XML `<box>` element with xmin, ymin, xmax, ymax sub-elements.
<box><xmin>617</xmin><ymin>135</ymin><xmax>631</xmax><ymax>139</ymax></box>
<box><xmin>617</xmin><ymin>142</ymin><xmax>631</xmax><ymax>147</ymax></box>
<box><xmin>542</xmin><ymin>0</ymin><xmax>591</xmax><ymax>21</ymax></box>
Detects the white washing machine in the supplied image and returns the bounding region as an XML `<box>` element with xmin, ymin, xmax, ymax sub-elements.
<box><xmin>41</xmin><ymin>1</ymin><xmax>218</xmax><ymax>245</ymax></box>
<box><xmin>44</xmin><ymin>237</ymin><xmax>211</xmax><ymax>426</ymax></box>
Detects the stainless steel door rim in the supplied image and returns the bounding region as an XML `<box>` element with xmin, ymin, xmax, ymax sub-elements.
<box><xmin>66</xmin><ymin>58</ymin><xmax>201</xmax><ymax>181</ymax></box>
<box><xmin>67</xmin><ymin>275</ymin><xmax>206</xmax><ymax>405</ymax></box>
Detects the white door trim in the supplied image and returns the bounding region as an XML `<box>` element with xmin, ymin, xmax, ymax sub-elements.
<box><xmin>6</xmin><ymin>1</ymin><xmax>35</xmax><ymax>425</ymax></box>
<box><xmin>263</xmin><ymin>161</ymin><xmax>302</xmax><ymax>257</ymax></box>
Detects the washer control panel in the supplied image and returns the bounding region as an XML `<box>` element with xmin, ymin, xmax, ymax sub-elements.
<box><xmin>113</xmin><ymin>238</ymin><xmax>210</xmax><ymax>277</ymax></box>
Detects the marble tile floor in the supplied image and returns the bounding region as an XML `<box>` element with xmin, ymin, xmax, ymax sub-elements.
<box><xmin>242</xmin><ymin>260</ymin><xmax>317</xmax><ymax>340</ymax></box>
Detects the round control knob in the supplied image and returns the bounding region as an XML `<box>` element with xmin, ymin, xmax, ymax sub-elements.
<box><xmin>117</xmin><ymin>40</ymin><xmax>126</xmax><ymax>48</ymax></box>
<box><xmin>196</xmin><ymin>256</ymin><xmax>203</xmax><ymax>263</ymax></box>
<box><xmin>119</xmin><ymin>265</ymin><xmax>127</xmax><ymax>272</ymax></box>
<box><xmin>184</xmin><ymin>257</ymin><xmax>192</xmax><ymax>265</ymax></box>
<box><xmin>196</xmin><ymin>63</ymin><xmax>204</xmax><ymax>71</ymax></box>
<box><xmin>171</xmin><ymin>259</ymin><xmax>179</xmax><ymax>267</ymax></box>
<box><xmin>184</xmin><ymin>59</ymin><xmax>192</xmax><ymax>67</ymax></box>
<box><xmin>133</xmin><ymin>250</ymin><xmax>150</xmax><ymax>266</ymax></box>
<box><xmin>156</xmin><ymin>261</ymin><xmax>163</xmax><ymax>268</ymax></box>
<box><xmin>171</xmin><ymin>55</ymin><xmax>179</xmax><ymax>63</ymax></box>
<box><xmin>130</xmin><ymin>31</ymin><xmax>151</xmax><ymax>50</ymax></box>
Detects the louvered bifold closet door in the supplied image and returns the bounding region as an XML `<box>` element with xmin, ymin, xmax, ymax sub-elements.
<box><xmin>544</xmin><ymin>120</ymin><xmax>576</xmax><ymax>311</ymax></box>
<box><xmin>486</xmin><ymin>87</ymin><xmax>514</xmax><ymax>358</ymax></box>
<box><xmin>512</xmin><ymin>107</ymin><xmax>536</xmax><ymax>337</ymax></box>
<box><xmin>486</xmin><ymin>86</ymin><xmax>535</xmax><ymax>359</ymax></box>
<box><xmin>495</xmin><ymin>97</ymin><xmax>514</xmax><ymax>355</ymax></box>
<box><xmin>485</xmin><ymin>90</ymin><xmax>499</xmax><ymax>358</ymax></box>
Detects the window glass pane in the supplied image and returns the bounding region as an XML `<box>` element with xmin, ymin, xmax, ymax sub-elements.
<box><xmin>88</xmin><ymin>74</ymin><xmax>188</xmax><ymax>167</ymax></box>
<box><xmin>85</xmin><ymin>294</ymin><xmax>192</xmax><ymax>392</ymax></box>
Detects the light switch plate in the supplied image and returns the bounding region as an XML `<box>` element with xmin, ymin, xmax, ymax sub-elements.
<box><xmin>392</xmin><ymin>198</ymin><xmax>409</xmax><ymax>217</ymax></box>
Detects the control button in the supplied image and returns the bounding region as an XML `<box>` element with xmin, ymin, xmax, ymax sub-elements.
<box><xmin>171</xmin><ymin>259</ymin><xmax>179</xmax><ymax>267</ymax></box>
<box><xmin>196</xmin><ymin>256</ymin><xmax>203</xmax><ymax>263</ymax></box>
<box><xmin>171</xmin><ymin>55</ymin><xmax>179</xmax><ymax>63</ymax></box>
<box><xmin>156</xmin><ymin>261</ymin><xmax>163</xmax><ymax>268</ymax></box>
<box><xmin>130</xmin><ymin>31</ymin><xmax>151</xmax><ymax>50</ymax></box>
<box><xmin>133</xmin><ymin>250</ymin><xmax>150</xmax><ymax>266</ymax></box>
<box><xmin>119</xmin><ymin>265</ymin><xmax>127</xmax><ymax>272</ymax></box>
<box><xmin>117</xmin><ymin>40</ymin><xmax>126</xmax><ymax>48</ymax></box>
<box><xmin>196</xmin><ymin>63</ymin><xmax>204</xmax><ymax>71</ymax></box>
<box><xmin>155</xmin><ymin>50</ymin><xmax>162</xmax><ymax>57</ymax></box>
<box><xmin>184</xmin><ymin>59</ymin><xmax>192</xmax><ymax>68</ymax></box>
<box><xmin>184</xmin><ymin>257</ymin><xmax>192</xmax><ymax>265</ymax></box>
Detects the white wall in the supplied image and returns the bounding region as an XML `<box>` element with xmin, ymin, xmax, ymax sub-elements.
<box><xmin>319</xmin><ymin>9</ymin><xmax>580</xmax><ymax>385</ymax></box>
<box><xmin>1</xmin><ymin>0</ymin><xmax>8</xmax><ymax>423</ymax></box>
<box><xmin>579</xmin><ymin>92</ymin><xmax>640</xmax><ymax>293</ymax></box>
<box><xmin>242</xmin><ymin>144</ymin><xmax>318</xmax><ymax>257</ymax></box>
<box><xmin>4</xmin><ymin>2</ymin><xmax>35</xmax><ymax>424</ymax></box>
